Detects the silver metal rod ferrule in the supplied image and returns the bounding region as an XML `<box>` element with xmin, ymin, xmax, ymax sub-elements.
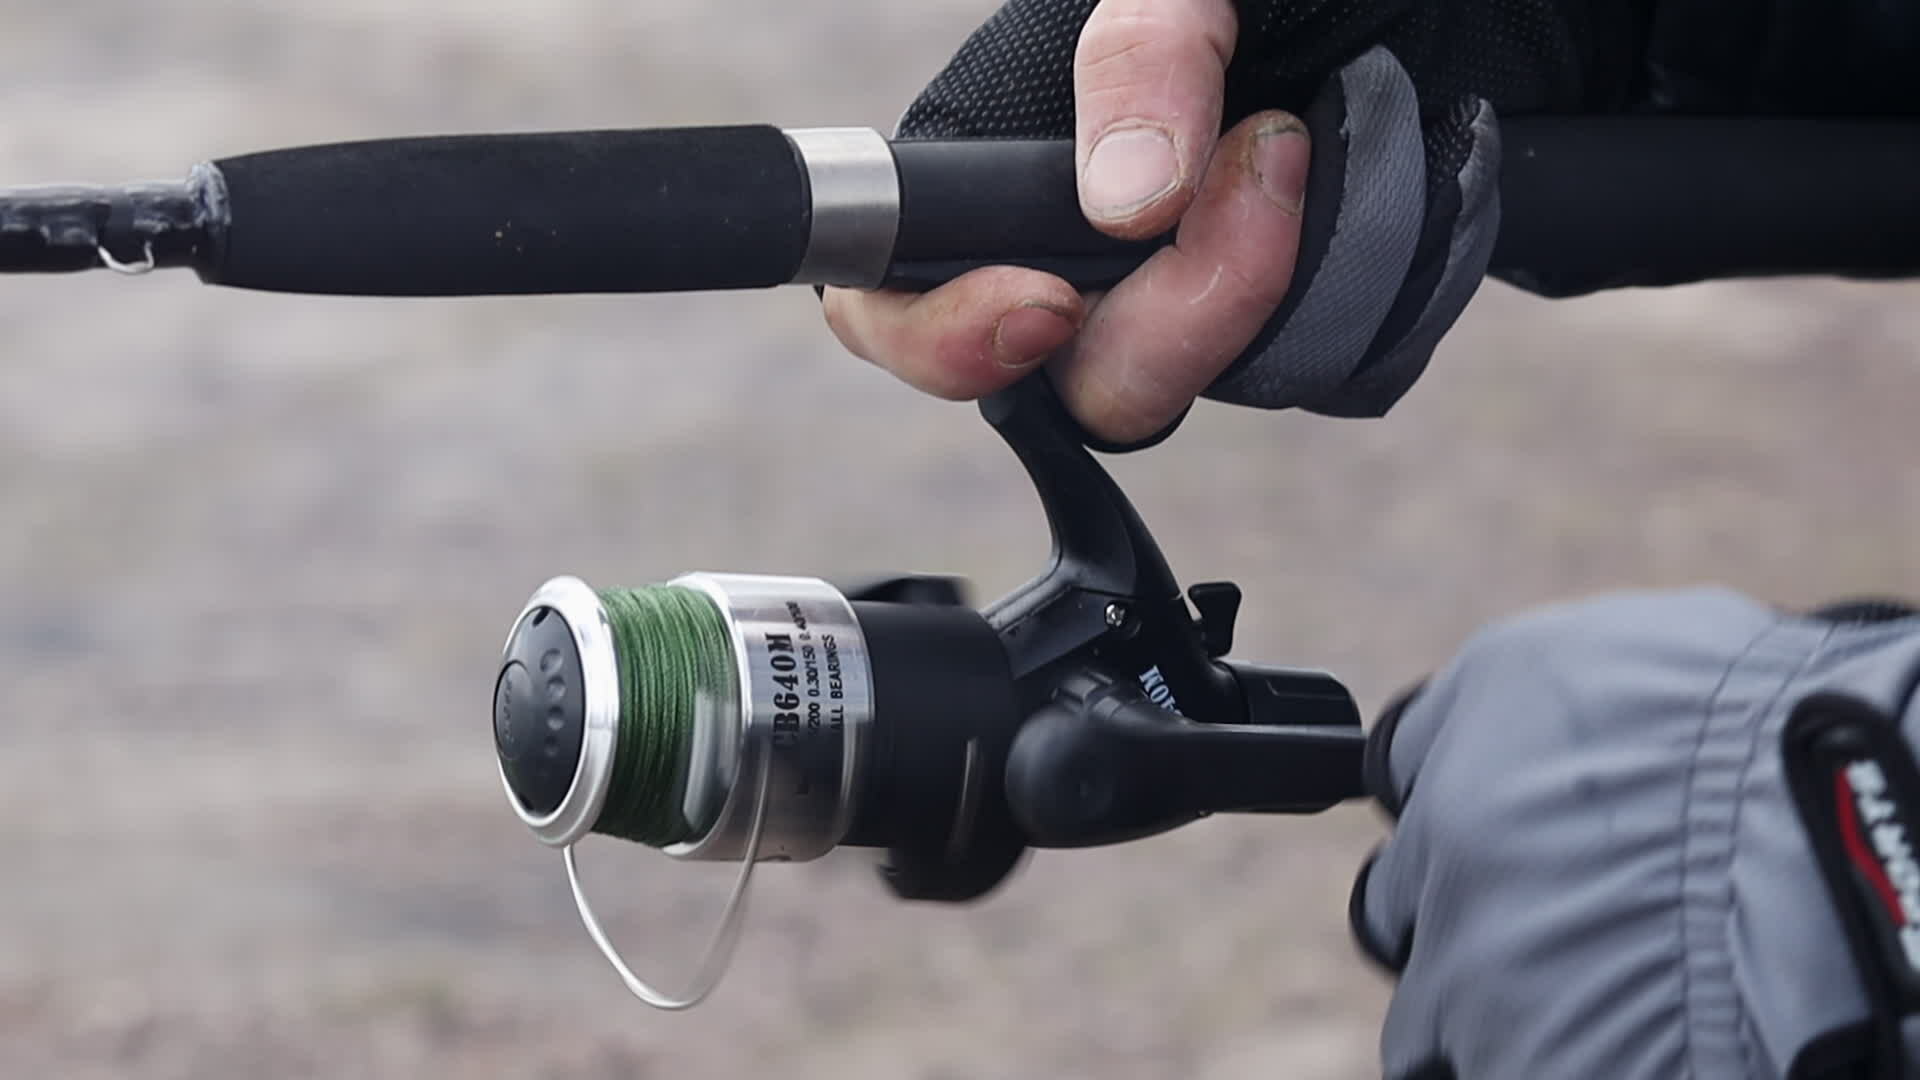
<box><xmin>784</xmin><ymin>127</ymin><xmax>900</xmax><ymax>289</ymax></box>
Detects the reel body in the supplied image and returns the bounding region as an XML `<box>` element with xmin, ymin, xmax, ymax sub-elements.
<box><xmin>491</xmin><ymin>376</ymin><xmax>1367</xmax><ymax>1003</ymax></box>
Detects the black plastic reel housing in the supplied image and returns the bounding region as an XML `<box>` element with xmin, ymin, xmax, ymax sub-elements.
<box><xmin>839</xmin><ymin>578</ymin><xmax>1030</xmax><ymax>902</ymax></box>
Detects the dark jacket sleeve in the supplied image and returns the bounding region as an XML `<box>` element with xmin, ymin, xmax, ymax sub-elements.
<box><xmin>1368</xmin><ymin>0</ymin><xmax>1920</xmax><ymax>116</ymax></box>
<box><xmin>1643</xmin><ymin>0</ymin><xmax>1920</xmax><ymax>113</ymax></box>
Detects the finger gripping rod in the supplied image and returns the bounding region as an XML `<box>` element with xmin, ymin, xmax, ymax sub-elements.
<box><xmin>1</xmin><ymin>119</ymin><xmax>1914</xmax><ymax>294</ymax></box>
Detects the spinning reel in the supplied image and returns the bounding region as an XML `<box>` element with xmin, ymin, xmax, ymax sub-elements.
<box><xmin>491</xmin><ymin>374</ymin><xmax>1365</xmax><ymax>1007</ymax></box>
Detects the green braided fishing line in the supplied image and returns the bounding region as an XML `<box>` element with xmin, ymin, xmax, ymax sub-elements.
<box><xmin>593</xmin><ymin>585</ymin><xmax>736</xmax><ymax>847</ymax></box>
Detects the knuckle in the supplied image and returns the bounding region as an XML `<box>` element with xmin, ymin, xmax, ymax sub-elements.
<box><xmin>1164</xmin><ymin>248</ymin><xmax>1291</xmax><ymax>344</ymax></box>
<box><xmin>1080</xmin><ymin>1</ymin><xmax>1235</xmax><ymax>69</ymax></box>
<box><xmin>1164</xmin><ymin>145</ymin><xmax>1305</xmax><ymax>308</ymax></box>
<box><xmin>1199</xmin><ymin>255</ymin><xmax>1280</xmax><ymax>313</ymax></box>
<box><xmin>1075</xmin><ymin>6</ymin><xmax>1233</xmax><ymax>94</ymax></box>
<box><xmin>1075</xmin><ymin>25</ymin><xmax>1161</xmax><ymax>79</ymax></box>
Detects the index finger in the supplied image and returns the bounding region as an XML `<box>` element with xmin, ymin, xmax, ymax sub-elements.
<box><xmin>1074</xmin><ymin>0</ymin><xmax>1237</xmax><ymax>238</ymax></box>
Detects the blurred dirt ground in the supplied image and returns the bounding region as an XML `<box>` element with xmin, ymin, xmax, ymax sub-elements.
<box><xmin>3</xmin><ymin>2</ymin><xmax>1920</xmax><ymax>1077</ymax></box>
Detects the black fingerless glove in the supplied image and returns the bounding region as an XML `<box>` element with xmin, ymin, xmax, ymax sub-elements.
<box><xmin>897</xmin><ymin>0</ymin><xmax>1648</xmax><ymax>418</ymax></box>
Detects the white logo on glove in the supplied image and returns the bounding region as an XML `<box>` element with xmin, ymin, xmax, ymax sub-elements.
<box><xmin>1845</xmin><ymin>759</ymin><xmax>1920</xmax><ymax>971</ymax></box>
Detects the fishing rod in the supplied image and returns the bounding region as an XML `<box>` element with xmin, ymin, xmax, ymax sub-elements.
<box><xmin>7</xmin><ymin>115</ymin><xmax>1917</xmax><ymax>1011</ymax></box>
<box><xmin>5</xmin><ymin>119</ymin><xmax>1919</xmax><ymax>295</ymax></box>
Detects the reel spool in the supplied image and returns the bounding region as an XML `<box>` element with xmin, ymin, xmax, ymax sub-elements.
<box><xmin>491</xmin><ymin>377</ymin><xmax>1369</xmax><ymax>1010</ymax></box>
<box><xmin>494</xmin><ymin>572</ymin><xmax>1027</xmax><ymax>1007</ymax></box>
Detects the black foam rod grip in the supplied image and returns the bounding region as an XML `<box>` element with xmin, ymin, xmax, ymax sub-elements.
<box><xmin>207</xmin><ymin>126</ymin><xmax>810</xmax><ymax>296</ymax></box>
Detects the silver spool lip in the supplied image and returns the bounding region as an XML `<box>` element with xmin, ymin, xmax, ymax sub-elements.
<box><xmin>499</xmin><ymin>575</ymin><xmax>621</xmax><ymax>847</ymax></box>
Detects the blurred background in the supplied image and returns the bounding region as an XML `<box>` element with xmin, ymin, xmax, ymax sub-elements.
<box><xmin>3</xmin><ymin>1</ymin><xmax>1919</xmax><ymax>1077</ymax></box>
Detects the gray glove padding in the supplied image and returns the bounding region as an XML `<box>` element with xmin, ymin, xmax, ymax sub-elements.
<box><xmin>1355</xmin><ymin>588</ymin><xmax>1920</xmax><ymax>1079</ymax></box>
<box><xmin>1205</xmin><ymin>47</ymin><xmax>1498</xmax><ymax>418</ymax></box>
<box><xmin>897</xmin><ymin>0</ymin><xmax>1504</xmax><ymax>420</ymax></box>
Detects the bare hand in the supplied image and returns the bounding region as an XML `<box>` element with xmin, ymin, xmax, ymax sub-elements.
<box><xmin>823</xmin><ymin>0</ymin><xmax>1311</xmax><ymax>444</ymax></box>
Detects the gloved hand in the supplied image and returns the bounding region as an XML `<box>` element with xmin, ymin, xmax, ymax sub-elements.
<box><xmin>1354</xmin><ymin>589</ymin><xmax>1920</xmax><ymax>1079</ymax></box>
<box><xmin>824</xmin><ymin>0</ymin><xmax>1640</xmax><ymax>443</ymax></box>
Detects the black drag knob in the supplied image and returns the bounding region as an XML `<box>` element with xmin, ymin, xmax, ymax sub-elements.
<box><xmin>495</xmin><ymin>606</ymin><xmax>588</xmax><ymax>816</ymax></box>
